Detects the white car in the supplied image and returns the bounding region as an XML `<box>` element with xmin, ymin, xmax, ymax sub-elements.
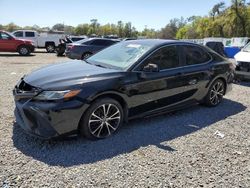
<box><xmin>234</xmin><ymin>43</ymin><xmax>250</xmax><ymax>80</ymax></box>
<box><xmin>12</xmin><ymin>30</ymin><xmax>65</xmax><ymax>52</ymax></box>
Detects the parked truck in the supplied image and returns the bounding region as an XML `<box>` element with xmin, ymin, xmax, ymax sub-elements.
<box><xmin>12</xmin><ymin>30</ymin><xmax>65</xmax><ymax>52</ymax></box>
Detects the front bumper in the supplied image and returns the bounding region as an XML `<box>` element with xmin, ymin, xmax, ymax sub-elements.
<box><xmin>235</xmin><ymin>71</ymin><xmax>250</xmax><ymax>81</ymax></box>
<box><xmin>13</xmin><ymin>95</ymin><xmax>88</xmax><ymax>139</ymax></box>
<box><xmin>28</xmin><ymin>45</ymin><xmax>35</xmax><ymax>53</ymax></box>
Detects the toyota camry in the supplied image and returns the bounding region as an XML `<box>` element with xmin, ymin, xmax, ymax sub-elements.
<box><xmin>13</xmin><ymin>40</ymin><xmax>235</xmax><ymax>140</ymax></box>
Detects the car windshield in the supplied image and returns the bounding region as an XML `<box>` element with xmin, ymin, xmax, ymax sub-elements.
<box><xmin>243</xmin><ymin>42</ymin><xmax>250</xmax><ymax>52</ymax></box>
<box><xmin>87</xmin><ymin>41</ymin><xmax>154</xmax><ymax>70</ymax></box>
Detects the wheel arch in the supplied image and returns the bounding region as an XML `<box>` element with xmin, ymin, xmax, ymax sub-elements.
<box><xmin>45</xmin><ymin>41</ymin><xmax>55</xmax><ymax>46</ymax></box>
<box><xmin>206</xmin><ymin>76</ymin><xmax>227</xmax><ymax>95</ymax></box>
<box><xmin>77</xmin><ymin>91</ymin><xmax>129</xmax><ymax>131</ymax></box>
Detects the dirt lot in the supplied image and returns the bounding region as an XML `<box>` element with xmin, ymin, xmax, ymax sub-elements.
<box><xmin>0</xmin><ymin>50</ymin><xmax>249</xmax><ymax>187</ymax></box>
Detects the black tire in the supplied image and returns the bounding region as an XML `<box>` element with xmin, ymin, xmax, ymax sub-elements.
<box><xmin>46</xmin><ymin>44</ymin><xmax>55</xmax><ymax>53</ymax></box>
<box><xmin>81</xmin><ymin>52</ymin><xmax>92</xmax><ymax>60</ymax></box>
<box><xmin>203</xmin><ymin>79</ymin><xmax>225</xmax><ymax>107</ymax></box>
<box><xmin>18</xmin><ymin>45</ymin><xmax>30</xmax><ymax>56</ymax></box>
<box><xmin>79</xmin><ymin>98</ymin><xmax>124</xmax><ymax>140</ymax></box>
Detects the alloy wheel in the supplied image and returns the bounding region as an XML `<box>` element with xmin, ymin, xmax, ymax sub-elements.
<box><xmin>20</xmin><ymin>47</ymin><xmax>28</xmax><ymax>55</ymax></box>
<box><xmin>209</xmin><ymin>81</ymin><xmax>225</xmax><ymax>106</ymax></box>
<box><xmin>88</xmin><ymin>103</ymin><xmax>121</xmax><ymax>138</ymax></box>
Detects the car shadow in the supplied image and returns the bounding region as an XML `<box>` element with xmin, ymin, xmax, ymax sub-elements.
<box><xmin>12</xmin><ymin>98</ymin><xmax>246</xmax><ymax>167</ymax></box>
<box><xmin>0</xmin><ymin>54</ymin><xmax>35</xmax><ymax>57</ymax></box>
<box><xmin>237</xmin><ymin>81</ymin><xmax>250</xmax><ymax>87</ymax></box>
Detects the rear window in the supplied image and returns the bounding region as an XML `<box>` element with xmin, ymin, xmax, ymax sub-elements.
<box><xmin>183</xmin><ymin>45</ymin><xmax>211</xmax><ymax>65</ymax></box>
<box><xmin>25</xmin><ymin>32</ymin><xmax>35</xmax><ymax>37</ymax></box>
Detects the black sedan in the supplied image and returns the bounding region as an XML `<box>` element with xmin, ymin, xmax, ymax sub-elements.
<box><xmin>13</xmin><ymin>40</ymin><xmax>235</xmax><ymax>140</ymax></box>
<box><xmin>65</xmin><ymin>38</ymin><xmax>120</xmax><ymax>60</ymax></box>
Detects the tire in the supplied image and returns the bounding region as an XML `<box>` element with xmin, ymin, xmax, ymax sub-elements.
<box><xmin>18</xmin><ymin>45</ymin><xmax>30</xmax><ymax>56</ymax></box>
<box><xmin>80</xmin><ymin>98</ymin><xmax>124</xmax><ymax>140</ymax></box>
<box><xmin>46</xmin><ymin>44</ymin><xmax>55</xmax><ymax>53</ymax></box>
<box><xmin>203</xmin><ymin>79</ymin><xmax>225</xmax><ymax>107</ymax></box>
<box><xmin>81</xmin><ymin>52</ymin><xmax>92</xmax><ymax>60</ymax></box>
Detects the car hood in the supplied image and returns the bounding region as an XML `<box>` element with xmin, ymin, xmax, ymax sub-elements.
<box><xmin>23</xmin><ymin>60</ymin><xmax>121</xmax><ymax>90</ymax></box>
<box><xmin>234</xmin><ymin>51</ymin><xmax>250</xmax><ymax>62</ymax></box>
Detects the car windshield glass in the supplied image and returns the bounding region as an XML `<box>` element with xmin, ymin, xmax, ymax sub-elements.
<box><xmin>87</xmin><ymin>41</ymin><xmax>153</xmax><ymax>70</ymax></box>
<box><xmin>243</xmin><ymin>43</ymin><xmax>250</xmax><ymax>52</ymax></box>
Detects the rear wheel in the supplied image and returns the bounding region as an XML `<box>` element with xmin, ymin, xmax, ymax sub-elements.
<box><xmin>46</xmin><ymin>44</ymin><xmax>55</xmax><ymax>53</ymax></box>
<box><xmin>18</xmin><ymin>46</ymin><xmax>30</xmax><ymax>56</ymax></box>
<box><xmin>204</xmin><ymin>79</ymin><xmax>225</xmax><ymax>107</ymax></box>
<box><xmin>81</xmin><ymin>52</ymin><xmax>92</xmax><ymax>60</ymax></box>
<box><xmin>80</xmin><ymin>98</ymin><xmax>124</xmax><ymax>140</ymax></box>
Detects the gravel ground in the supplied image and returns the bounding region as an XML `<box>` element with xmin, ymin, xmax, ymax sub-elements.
<box><xmin>0</xmin><ymin>50</ymin><xmax>249</xmax><ymax>188</ymax></box>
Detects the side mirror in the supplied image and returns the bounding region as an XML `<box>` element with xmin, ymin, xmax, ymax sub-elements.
<box><xmin>143</xmin><ymin>63</ymin><xmax>159</xmax><ymax>72</ymax></box>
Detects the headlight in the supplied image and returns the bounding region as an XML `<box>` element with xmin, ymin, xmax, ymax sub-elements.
<box><xmin>34</xmin><ymin>90</ymin><xmax>81</xmax><ymax>100</ymax></box>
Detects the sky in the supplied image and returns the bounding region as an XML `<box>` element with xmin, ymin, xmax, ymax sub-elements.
<box><xmin>0</xmin><ymin>0</ymin><xmax>231</xmax><ymax>31</ymax></box>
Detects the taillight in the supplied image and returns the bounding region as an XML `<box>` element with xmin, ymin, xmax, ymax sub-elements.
<box><xmin>67</xmin><ymin>45</ymin><xmax>75</xmax><ymax>50</ymax></box>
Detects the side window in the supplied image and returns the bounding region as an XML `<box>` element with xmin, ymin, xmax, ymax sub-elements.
<box><xmin>25</xmin><ymin>32</ymin><xmax>35</xmax><ymax>37</ymax></box>
<box><xmin>0</xmin><ymin>32</ymin><xmax>12</xmax><ymax>40</ymax></box>
<box><xmin>143</xmin><ymin>45</ymin><xmax>180</xmax><ymax>70</ymax></box>
<box><xmin>13</xmin><ymin>31</ymin><xmax>23</xmax><ymax>37</ymax></box>
<box><xmin>91</xmin><ymin>39</ymin><xmax>106</xmax><ymax>46</ymax></box>
<box><xmin>183</xmin><ymin>45</ymin><xmax>211</xmax><ymax>65</ymax></box>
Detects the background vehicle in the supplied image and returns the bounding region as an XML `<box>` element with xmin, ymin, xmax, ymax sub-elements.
<box><xmin>205</xmin><ymin>41</ymin><xmax>226</xmax><ymax>57</ymax></box>
<box><xmin>65</xmin><ymin>38</ymin><xmax>120</xmax><ymax>60</ymax></box>
<box><xmin>69</xmin><ymin>35</ymin><xmax>87</xmax><ymax>42</ymax></box>
<box><xmin>12</xmin><ymin>30</ymin><xmax>64</xmax><ymax>52</ymax></box>
<box><xmin>55</xmin><ymin>36</ymin><xmax>73</xmax><ymax>56</ymax></box>
<box><xmin>13</xmin><ymin>40</ymin><xmax>234</xmax><ymax>140</ymax></box>
<box><xmin>235</xmin><ymin>42</ymin><xmax>250</xmax><ymax>81</ymax></box>
<box><xmin>0</xmin><ymin>30</ymin><xmax>35</xmax><ymax>55</ymax></box>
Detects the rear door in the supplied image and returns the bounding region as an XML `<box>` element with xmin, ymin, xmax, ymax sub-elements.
<box><xmin>178</xmin><ymin>44</ymin><xmax>213</xmax><ymax>101</ymax></box>
<box><xmin>24</xmin><ymin>31</ymin><xmax>36</xmax><ymax>42</ymax></box>
<box><xmin>0</xmin><ymin>32</ymin><xmax>16</xmax><ymax>51</ymax></box>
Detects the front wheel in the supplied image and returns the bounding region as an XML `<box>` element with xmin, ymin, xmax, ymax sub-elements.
<box><xmin>204</xmin><ymin>79</ymin><xmax>225</xmax><ymax>107</ymax></box>
<box><xmin>80</xmin><ymin>98</ymin><xmax>124</xmax><ymax>140</ymax></box>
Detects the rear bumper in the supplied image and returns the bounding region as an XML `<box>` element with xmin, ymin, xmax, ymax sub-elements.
<box><xmin>28</xmin><ymin>45</ymin><xmax>35</xmax><ymax>53</ymax></box>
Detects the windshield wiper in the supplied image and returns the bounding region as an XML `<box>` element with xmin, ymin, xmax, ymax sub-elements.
<box><xmin>94</xmin><ymin>64</ymin><xmax>108</xmax><ymax>68</ymax></box>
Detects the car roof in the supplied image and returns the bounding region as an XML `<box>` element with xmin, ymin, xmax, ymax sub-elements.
<box><xmin>122</xmin><ymin>39</ymin><xmax>198</xmax><ymax>48</ymax></box>
<box><xmin>89</xmin><ymin>37</ymin><xmax>120</xmax><ymax>42</ymax></box>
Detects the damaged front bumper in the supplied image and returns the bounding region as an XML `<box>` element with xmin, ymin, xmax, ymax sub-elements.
<box><xmin>13</xmin><ymin>81</ymin><xmax>88</xmax><ymax>139</ymax></box>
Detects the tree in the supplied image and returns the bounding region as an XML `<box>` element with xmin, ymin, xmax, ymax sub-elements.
<box><xmin>52</xmin><ymin>23</ymin><xmax>64</xmax><ymax>31</ymax></box>
<box><xmin>231</xmin><ymin>0</ymin><xmax>248</xmax><ymax>36</ymax></box>
<box><xmin>75</xmin><ymin>24</ymin><xmax>89</xmax><ymax>35</ymax></box>
<box><xmin>210</xmin><ymin>1</ymin><xmax>225</xmax><ymax>20</ymax></box>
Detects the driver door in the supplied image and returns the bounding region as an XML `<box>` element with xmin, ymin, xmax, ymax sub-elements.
<box><xmin>0</xmin><ymin>32</ymin><xmax>16</xmax><ymax>51</ymax></box>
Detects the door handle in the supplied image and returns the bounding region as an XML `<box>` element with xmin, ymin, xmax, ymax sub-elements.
<box><xmin>175</xmin><ymin>72</ymin><xmax>185</xmax><ymax>76</ymax></box>
<box><xmin>210</xmin><ymin>67</ymin><xmax>222</xmax><ymax>71</ymax></box>
<box><xmin>188</xmin><ymin>79</ymin><xmax>198</xmax><ymax>85</ymax></box>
